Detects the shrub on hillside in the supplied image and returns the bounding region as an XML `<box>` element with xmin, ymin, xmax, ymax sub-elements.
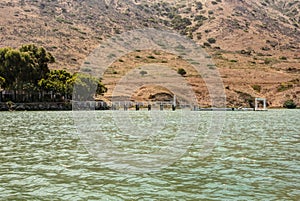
<box><xmin>252</xmin><ymin>85</ymin><xmax>261</xmax><ymax>92</ymax></box>
<box><xmin>207</xmin><ymin>38</ymin><xmax>216</xmax><ymax>44</ymax></box>
<box><xmin>277</xmin><ymin>82</ymin><xmax>293</xmax><ymax>92</ymax></box>
<box><xmin>177</xmin><ymin>68</ymin><xmax>186</xmax><ymax>76</ymax></box>
<box><xmin>171</xmin><ymin>15</ymin><xmax>192</xmax><ymax>30</ymax></box>
<box><xmin>283</xmin><ymin>100</ymin><xmax>297</xmax><ymax>109</ymax></box>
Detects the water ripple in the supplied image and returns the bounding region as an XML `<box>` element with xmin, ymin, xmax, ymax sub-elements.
<box><xmin>0</xmin><ymin>110</ymin><xmax>299</xmax><ymax>200</ymax></box>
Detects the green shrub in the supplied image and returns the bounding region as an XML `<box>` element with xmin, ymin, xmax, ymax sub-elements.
<box><xmin>194</xmin><ymin>15</ymin><xmax>207</xmax><ymax>22</ymax></box>
<box><xmin>0</xmin><ymin>76</ymin><xmax>5</xmax><ymax>88</ymax></box>
<box><xmin>203</xmin><ymin>42</ymin><xmax>211</xmax><ymax>47</ymax></box>
<box><xmin>195</xmin><ymin>2</ymin><xmax>203</xmax><ymax>10</ymax></box>
<box><xmin>196</xmin><ymin>32</ymin><xmax>202</xmax><ymax>40</ymax></box>
<box><xmin>147</xmin><ymin>55</ymin><xmax>155</xmax><ymax>59</ymax></box>
<box><xmin>283</xmin><ymin>100</ymin><xmax>296</xmax><ymax>109</ymax></box>
<box><xmin>140</xmin><ymin>70</ymin><xmax>147</xmax><ymax>76</ymax></box>
<box><xmin>278</xmin><ymin>82</ymin><xmax>293</xmax><ymax>92</ymax></box>
<box><xmin>177</xmin><ymin>68</ymin><xmax>187</xmax><ymax>76</ymax></box>
<box><xmin>171</xmin><ymin>15</ymin><xmax>192</xmax><ymax>30</ymax></box>
<box><xmin>207</xmin><ymin>64</ymin><xmax>216</xmax><ymax>69</ymax></box>
<box><xmin>252</xmin><ymin>85</ymin><xmax>261</xmax><ymax>92</ymax></box>
<box><xmin>207</xmin><ymin>38</ymin><xmax>216</xmax><ymax>44</ymax></box>
<box><xmin>264</xmin><ymin>58</ymin><xmax>277</xmax><ymax>64</ymax></box>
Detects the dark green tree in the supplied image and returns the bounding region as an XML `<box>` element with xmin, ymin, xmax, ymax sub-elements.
<box><xmin>0</xmin><ymin>47</ymin><xmax>11</xmax><ymax>89</ymax></box>
<box><xmin>0</xmin><ymin>45</ymin><xmax>55</xmax><ymax>101</ymax></box>
<box><xmin>0</xmin><ymin>45</ymin><xmax>107</xmax><ymax>103</ymax></box>
<box><xmin>0</xmin><ymin>45</ymin><xmax>54</xmax><ymax>90</ymax></box>
<box><xmin>19</xmin><ymin>44</ymin><xmax>55</xmax><ymax>83</ymax></box>
<box><xmin>72</xmin><ymin>73</ymin><xmax>107</xmax><ymax>100</ymax></box>
<box><xmin>0</xmin><ymin>48</ymin><xmax>20</xmax><ymax>89</ymax></box>
<box><xmin>38</xmin><ymin>70</ymin><xmax>74</xmax><ymax>100</ymax></box>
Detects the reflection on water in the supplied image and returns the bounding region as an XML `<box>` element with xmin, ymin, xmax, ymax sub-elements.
<box><xmin>0</xmin><ymin>110</ymin><xmax>299</xmax><ymax>200</ymax></box>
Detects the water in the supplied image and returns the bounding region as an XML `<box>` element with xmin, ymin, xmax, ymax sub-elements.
<box><xmin>0</xmin><ymin>110</ymin><xmax>299</xmax><ymax>200</ymax></box>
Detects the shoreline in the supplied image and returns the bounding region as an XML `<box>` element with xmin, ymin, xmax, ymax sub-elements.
<box><xmin>0</xmin><ymin>102</ymin><xmax>72</xmax><ymax>111</ymax></box>
<box><xmin>0</xmin><ymin>102</ymin><xmax>108</xmax><ymax>111</ymax></box>
<box><xmin>0</xmin><ymin>102</ymin><xmax>297</xmax><ymax>111</ymax></box>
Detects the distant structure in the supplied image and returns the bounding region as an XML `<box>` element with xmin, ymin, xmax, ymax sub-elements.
<box><xmin>255</xmin><ymin>98</ymin><xmax>267</xmax><ymax>111</ymax></box>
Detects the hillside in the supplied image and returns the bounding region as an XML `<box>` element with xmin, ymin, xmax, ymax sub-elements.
<box><xmin>0</xmin><ymin>0</ymin><xmax>299</xmax><ymax>107</ymax></box>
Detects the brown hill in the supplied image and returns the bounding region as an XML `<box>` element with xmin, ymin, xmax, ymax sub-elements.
<box><xmin>0</xmin><ymin>0</ymin><xmax>299</xmax><ymax>107</ymax></box>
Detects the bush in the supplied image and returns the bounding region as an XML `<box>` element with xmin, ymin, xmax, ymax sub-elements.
<box><xmin>203</xmin><ymin>42</ymin><xmax>211</xmax><ymax>47</ymax></box>
<box><xmin>207</xmin><ymin>38</ymin><xmax>216</xmax><ymax>44</ymax></box>
<box><xmin>264</xmin><ymin>58</ymin><xmax>276</xmax><ymax>64</ymax></box>
<box><xmin>261</xmin><ymin>46</ymin><xmax>271</xmax><ymax>51</ymax></box>
<box><xmin>196</xmin><ymin>32</ymin><xmax>202</xmax><ymax>40</ymax></box>
<box><xmin>195</xmin><ymin>2</ymin><xmax>203</xmax><ymax>10</ymax></box>
<box><xmin>140</xmin><ymin>70</ymin><xmax>147</xmax><ymax>76</ymax></box>
<box><xmin>194</xmin><ymin>15</ymin><xmax>207</xmax><ymax>22</ymax></box>
<box><xmin>171</xmin><ymin>15</ymin><xmax>192</xmax><ymax>30</ymax></box>
<box><xmin>277</xmin><ymin>82</ymin><xmax>293</xmax><ymax>92</ymax></box>
<box><xmin>252</xmin><ymin>85</ymin><xmax>261</xmax><ymax>92</ymax></box>
<box><xmin>283</xmin><ymin>100</ymin><xmax>296</xmax><ymax>109</ymax></box>
<box><xmin>147</xmin><ymin>55</ymin><xmax>155</xmax><ymax>59</ymax></box>
<box><xmin>177</xmin><ymin>68</ymin><xmax>186</xmax><ymax>76</ymax></box>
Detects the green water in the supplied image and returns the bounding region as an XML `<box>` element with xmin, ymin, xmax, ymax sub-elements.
<box><xmin>0</xmin><ymin>110</ymin><xmax>299</xmax><ymax>200</ymax></box>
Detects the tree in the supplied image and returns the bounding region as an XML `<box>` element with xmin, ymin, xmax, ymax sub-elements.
<box><xmin>0</xmin><ymin>45</ymin><xmax>55</xmax><ymax>101</ymax></box>
<box><xmin>0</xmin><ymin>45</ymin><xmax>108</xmax><ymax>103</ymax></box>
<box><xmin>177</xmin><ymin>68</ymin><xmax>187</xmax><ymax>76</ymax></box>
<box><xmin>72</xmin><ymin>73</ymin><xmax>107</xmax><ymax>100</ymax></box>
<box><xmin>19</xmin><ymin>44</ymin><xmax>55</xmax><ymax>83</ymax></box>
<box><xmin>1</xmin><ymin>49</ymin><xmax>22</xmax><ymax>89</ymax></box>
<box><xmin>38</xmin><ymin>70</ymin><xmax>74</xmax><ymax>100</ymax></box>
<box><xmin>0</xmin><ymin>45</ymin><xmax>54</xmax><ymax>90</ymax></box>
<box><xmin>0</xmin><ymin>47</ymin><xmax>12</xmax><ymax>88</ymax></box>
<box><xmin>39</xmin><ymin>71</ymin><xmax>107</xmax><ymax>101</ymax></box>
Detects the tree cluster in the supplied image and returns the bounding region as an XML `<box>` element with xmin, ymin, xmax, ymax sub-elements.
<box><xmin>0</xmin><ymin>44</ymin><xmax>54</xmax><ymax>91</ymax></box>
<box><xmin>0</xmin><ymin>44</ymin><xmax>106</xmax><ymax>102</ymax></box>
